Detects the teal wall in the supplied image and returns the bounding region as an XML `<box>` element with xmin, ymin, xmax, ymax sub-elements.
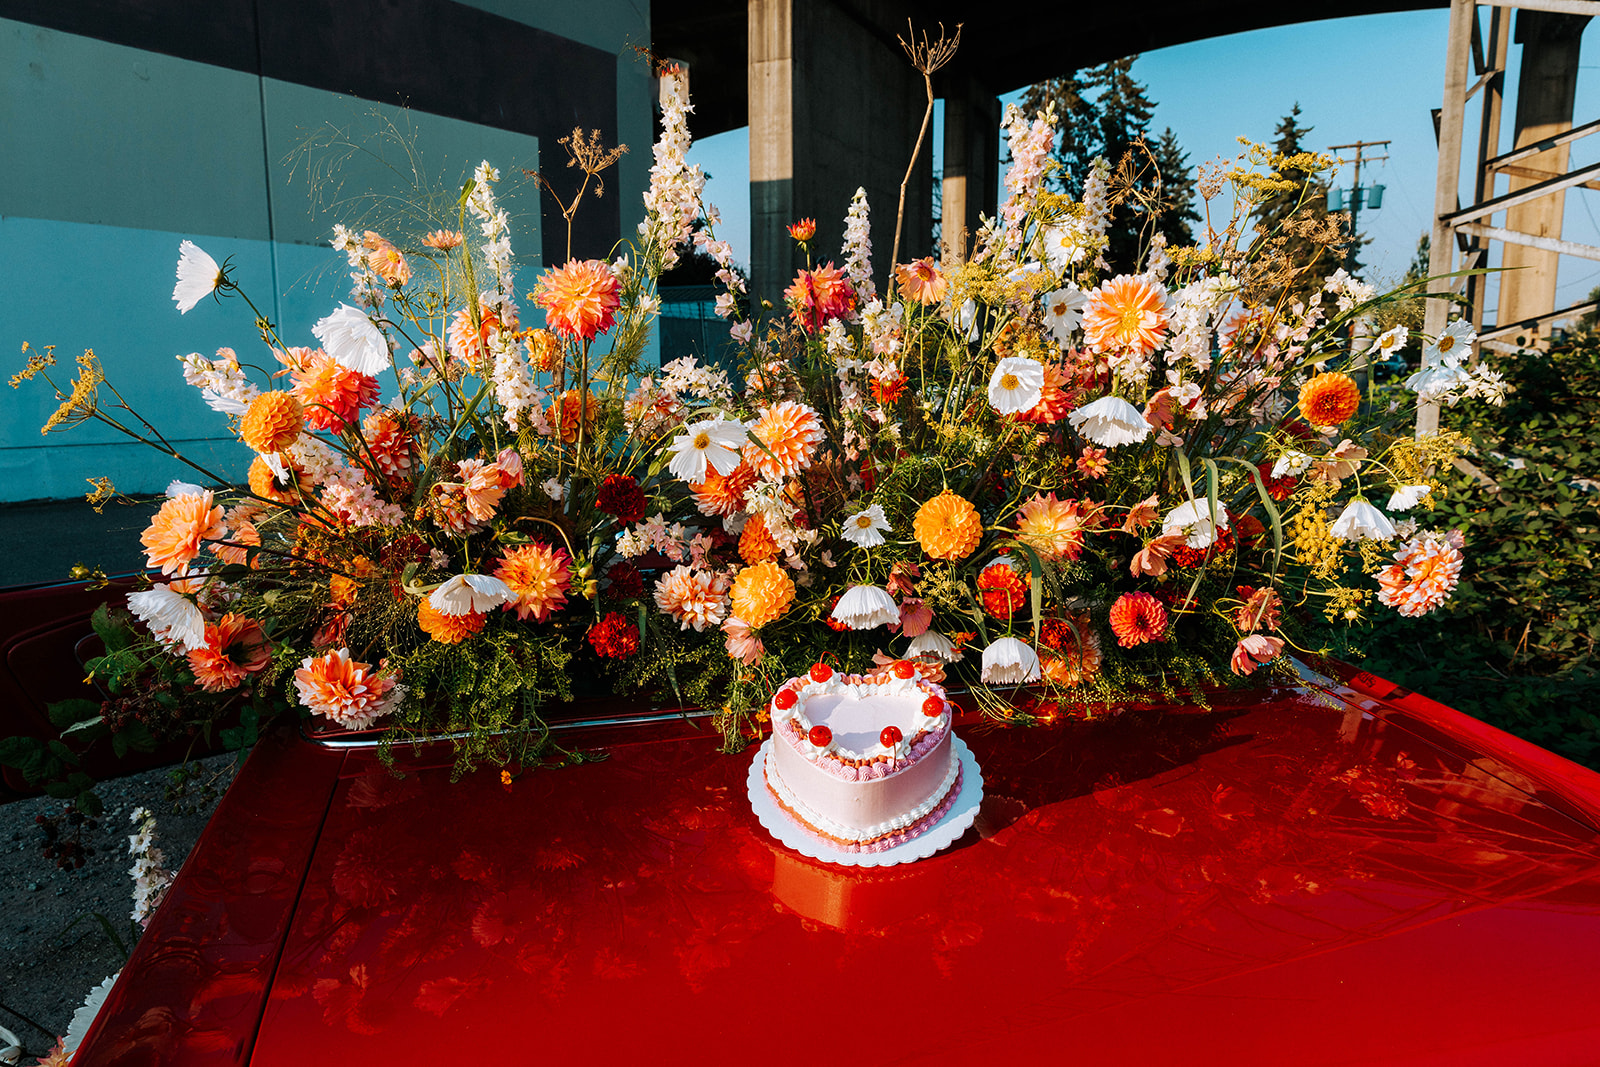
<box><xmin>1</xmin><ymin>5</ymin><xmax>651</xmax><ymax>502</ymax></box>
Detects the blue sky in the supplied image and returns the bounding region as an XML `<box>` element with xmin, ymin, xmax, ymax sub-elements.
<box><xmin>686</xmin><ymin>8</ymin><xmax>1600</xmax><ymax>317</ymax></box>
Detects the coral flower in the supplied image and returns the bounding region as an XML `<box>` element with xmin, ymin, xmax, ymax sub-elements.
<box><xmin>141</xmin><ymin>491</ymin><xmax>225</xmax><ymax>575</ymax></box>
<box><xmin>914</xmin><ymin>491</ymin><xmax>983</xmax><ymax>561</ymax></box>
<box><xmin>739</xmin><ymin>512</ymin><xmax>781</xmax><ymax>564</ymax></box>
<box><xmin>1014</xmin><ymin>493</ymin><xmax>1089</xmax><ymax>561</ymax></box>
<box><xmin>362</xmin><ymin>410</ymin><xmax>418</xmax><ymax>480</ymax></box>
<box><xmin>729</xmin><ymin>560</ymin><xmax>796</xmax><ymax>629</ymax></box>
<box><xmin>787</xmin><ymin>218</ymin><xmax>817</xmax><ymax>242</ymax></box>
<box><xmin>1015</xmin><ymin>362</ymin><xmax>1075</xmax><ymax>424</ymax></box>
<box><xmin>291</xmin><ymin>350</ymin><xmax>379</xmax><ymax>433</ymax></box>
<box><xmin>417</xmin><ymin>598</ymin><xmax>486</xmax><ymax>643</ymax></box>
<box><xmin>1039</xmin><ymin>614</ymin><xmax>1103</xmax><ymax>685</ymax></box>
<box><xmin>456</xmin><ymin>458</ymin><xmax>510</xmax><ymax>522</ymax></box>
<box><xmin>248</xmin><ymin>453</ymin><xmax>308</xmax><ymax>504</ymax></box>
<box><xmin>525</xmin><ymin>328</ymin><xmax>561</xmax><ymax>373</ymax></box>
<box><xmin>240</xmin><ymin>391</ymin><xmax>304</xmax><ymax>454</ymax></box>
<box><xmin>588</xmin><ymin>612</ymin><xmax>640</xmax><ymax>658</ymax></box>
<box><xmin>362</xmin><ymin>231</ymin><xmax>411</xmax><ymax>287</ymax></box>
<box><xmin>596</xmin><ymin>474</ymin><xmax>648</xmax><ymax>525</ymax></box>
<box><xmin>977</xmin><ymin>563</ymin><xmax>1028</xmax><ymax>620</ymax></box>
<box><xmin>447</xmin><ymin>302</ymin><xmax>513</xmax><ymax>367</ymax></box>
<box><xmin>1108</xmin><ymin>591</ymin><xmax>1168</xmax><ymax>648</ymax></box>
<box><xmin>722</xmin><ymin>616</ymin><xmax>765</xmax><ymax>665</ymax></box>
<box><xmin>547</xmin><ymin>389</ymin><xmax>600</xmax><ymax>444</ymax></box>
<box><xmin>421</xmin><ymin>229</ymin><xmax>464</xmax><ymax>250</ymax></box>
<box><xmin>743</xmin><ymin>400</ymin><xmax>824</xmax><ymax>481</ymax></box>
<box><xmin>1299</xmin><ymin>371</ymin><xmax>1362</xmax><ymax>427</ymax></box>
<box><xmin>1231</xmin><ymin>634</ymin><xmax>1285</xmax><ymax>676</ymax></box>
<box><xmin>1375</xmin><ymin>534</ymin><xmax>1463</xmax><ymax>617</ymax></box>
<box><xmin>292</xmin><ymin>648</ymin><xmax>402</xmax><ymax>729</ymax></box>
<box><xmin>187</xmin><ymin>613</ymin><xmax>270</xmax><ymax>692</ymax></box>
<box><xmin>1081</xmin><ymin>274</ymin><xmax>1169</xmax><ymax>356</ymax></box>
<box><xmin>653</xmin><ymin>565</ymin><xmax>729</xmax><ymax>632</ymax></box>
<box><xmin>896</xmin><ymin>257</ymin><xmax>946</xmax><ymax>305</ymax></box>
<box><xmin>691</xmin><ymin>462</ymin><xmax>757</xmax><ymax>517</ymax></box>
<box><xmin>534</xmin><ymin>259</ymin><xmax>621</xmax><ymax>341</ymax></box>
<box><xmin>495</xmin><ymin>543</ymin><xmax>571</xmax><ymax>622</ymax></box>
<box><xmin>785</xmin><ymin>261</ymin><xmax>856</xmax><ymax>333</ymax></box>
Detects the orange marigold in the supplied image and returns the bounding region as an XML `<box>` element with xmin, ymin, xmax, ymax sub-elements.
<box><xmin>739</xmin><ymin>511</ymin><xmax>780</xmax><ymax>564</ymax></box>
<box><xmin>914</xmin><ymin>491</ymin><xmax>983</xmax><ymax>561</ymax></box>
<box><xmin>1014</xmin><ymin>493</ymin><xmax>1089</xmax><ymax>561</ymax></box>
<box><xmin>240</xmin><ymin>391</ymin><xmax>304</xmax><ymax>454</ymax></box>
<box><xmin>417</xmin><ymin>598</ymin><xmax>486</xmax><ymax>643</ymax></box>
<box><xmin>141</xmin><ymin>491</ymin><xmax>225</xmax><ymax>575</ymax></box>
<box><xmin>187</xmin><ymin>613</ymin><xmax>270</xmax><ymax>692</ymax></box>
<box><xmin>976</xmin><ymin>563</ymin><xmax>1027</xmax><ymax>619</ymax></box>
<box><xmin>1299</xmin><ymin>371</ymin><xmax>1362</xmax><ymax>427</ymax></box>
<box><xmin>1081</xmin><ymin>274</ymin><xmax>1169</xmax><ymax>357</ymax></box>
<box><xmin>729</xmin><ymin>560</ymin><xmax>796</xmax><ymax>629</ymax></box>
<box><xmin>692</xmin><ymin>462</ymin><xmax>757</xmax><ymax>517</ymax></box>
<box><xmin>743</xmin><ymin>400</ymin><xmax>823</xmax><ymax>481</ymax></box>
<box><xmin>249</xmin><ymin>454</ymin><xmax>309</xmax><ymax>504</ymax></box>
<box><xmin>534</xmin><ymin>259</ymin><xmax>621</xmax><ymax>341</ymax></box>
<box><xmin>1108</xmin><ymin>591</ymin><xmax>1168</xmax><ymax>648</ymax></box>
<box><xmin>495</xmin><ymin>542</ymin><xmax>571</xmax><ymax>622</ymax></box>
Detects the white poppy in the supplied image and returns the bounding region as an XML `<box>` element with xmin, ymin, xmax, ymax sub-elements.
<box><xmin>1068</xmin><ymin>396</ymin><xmax>1152</xmax><ymax>447</ymax></box>
<box><xmin>313</xmin><ymin>304</ymin><xmax>391</xmax><ymax>376</ymax></box>
<box><xmin>988</xmin><ymin>356</ymin><xmax>1045</xmax><ymax>415</ymax></box>
<box><xmin>173</xmin><ymin>240</ymin><xmax>225</xmax><ymax>314</ymax></box>
<box><xmin>1328</xmin><ymin>499</ymin><xmax>1397</xmax><ymax>541</ymax></box>
<box><xmin>1162</xmin><ymin>498</ymin><xmax>1229</xmax><ymax>549</ymax></box>
<box><xmin>127</xmin><ymin>585</ymin><xmax>206</xmax><ymax>651</ymax></box>
<box><xmin>841</xmin><ymin>504</ymin><xmax>891</xmax><ymax>547</ymax></box>
<box><xmin>668</xmin><ymin>419</ymin><xmax>747</xmax><ymax>484</ymax></box>
<box><xmin>1041</xmin><ymin>285</ymin><xmax>1087</xmax><ymax>343</ymax></box>
<box><xmin>1385</xmin><ymin>484</ymin><xmax>1432</xmax><ymax>512</ymax></box>
<box><xmin>429</xmin><ymin>573</ymin><xmax>514</xmax><ymax>616</ymax></box>
<box><xmin>980</xmin><ymin>636</ymin><xmax>1041</xmax><ymax>684</ymax></box>
<box><xmin>831</xmin><ymin>585</ymin><xmax>900</xmax><ymax>630</ymax></box>
<box><xmin>908</xmin><ymin>630</ymin><xmax>962</xmax><ymax>662</ymax></box>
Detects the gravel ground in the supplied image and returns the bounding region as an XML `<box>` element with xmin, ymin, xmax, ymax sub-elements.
<box><xmin>0</xmin><ymin>754</ymin><xmax>237</xmax><ymax>1059</ymax></box>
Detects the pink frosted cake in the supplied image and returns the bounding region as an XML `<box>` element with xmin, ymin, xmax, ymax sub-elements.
<box><xmin>763</xmin><ymin>662</ymin><xmax>962</xmax><ymax>854</ymax></box>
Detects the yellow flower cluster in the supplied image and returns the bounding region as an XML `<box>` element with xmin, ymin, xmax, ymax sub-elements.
<box><xmin>1289</xmin><ymin>484</ymin><xmax>1342</xmax><ymax>581</ymax></box>
<box><xmin>1322</xmin><ymin>585</ymin><xmax>1370</xmax><ymax>624</ymax></box>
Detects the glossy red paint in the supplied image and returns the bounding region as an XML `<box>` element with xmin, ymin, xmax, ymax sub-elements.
<box><xmin>77</xmin><ymin>665</ymin><xmax>1600</xmax><ymax>1065</ymax></box>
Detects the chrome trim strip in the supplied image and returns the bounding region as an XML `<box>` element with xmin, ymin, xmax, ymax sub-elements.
<box><xmin>303</xmin><ymin>707</ymin><xmax>717</xmax><ymax>749</ymax></box>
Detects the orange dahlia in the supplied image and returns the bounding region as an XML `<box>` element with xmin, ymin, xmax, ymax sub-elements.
<box><xmin>447</xmin><ymin>303</ymin><xmax>512</xmax><ymax>368</ymax></box>
<box><xmin>870</xmin><ymin>373</ymin><xmax>908</xmax><ymax>406</ymax></box>
<box><xmin>895</xmin><ymin>257</ymin><xmax>946</xmax><ymax>305</ymax></box>
<box><xmin>494</xmin><ymin>543</ymin><xmax>571</xmax><ymax>622</ymax></box>
<box><xmin>1014</xmin><ymin>493</ymin><xmax>1089</xmax><ymax>561</ymax></box>
<box><xmin>1081</xmin><ymin>274</ymin><xmax>1169</xmax><ymax>357</ymax></box>
<box><xmin>547</xmin><ymin>389</ymin><xmax>600</xmax><ymax>444</ymax></box>
<box><xmin>187</xmin><ymin>613</ymin><xmax>270</xmax><ymax>692</ymax></box>
<box><xmin>977</xmin><ymin>563</ymin><xmax>1027</xmax><ymax>619</ymax></box>
<box><xmin>534</xmin><ymin>259</ymin><xmax>621</xmax><ymax>341</ymax></box>
<box><xmin>1014</xmin><ymin>362</ymin><xmax>1074</xmax><ymax>424</ymax></box>
<box><xmin>1375</xmin><ymin>535</ymin><xmax>1463</xmax><ymax>618</ymax></box>
<box><xmin>211</xmin><ymin>504</ymin><xmax>262</xmax><ymax>567</ymax></box>
<box><xmin>362</xmin><ymin>410</ymin><xmax>418</xmax><ymax>480</ymax></box>
<box><xmin>743</xmin><ymin>401</ymin><xmax>823</xmax><ymax>481</ymax></box>
<box><xmin>141</xmin><ymin>491</ymin><xmax>225</xmax><ymax>575</ymax></box>
<box><xmin>914</xmin><ymin>491</ymin><xmax>983</xmax><ymax>561</ymax></box>
<box><xmin>1299</xmin><ymin>371</ymin><xmax>1362</xmax><ymax>427</ymax></box>
<box><xmin>417</xmin><ymin>598</ymin><xmax>486</xmax><ymax>643</ymax></box>
<box><xmin>525</xmin><ymin>328</ymin><xmax>561</xmax><ymax>373</ymax></box>
<box><xmin>1108</xmin><ymin>592</ymin><xmax>1168</xmax><ymax>648</ymax></box>
<box><xmin>240</xmin><ymin>391</ymin><xmax>304</xmax><ymax>454</ymax></box>
<box><xmin>739</xmin><ymin>512</ymin><xmax>780</xmax><ymax>564</ymax></box>
<box><xmin>1039</xmin><ymin>614</ymin><xmax>1104</xmax><ymax>685</ymax></box>
<box><xmin>692</xmin><ymin>462</ymin><xmax>757</xmax><ymax>517</ymax></box>
<box><xmin>729</xmin><ymin>560</ymin><xmax>796</xmax><ymax>629</ymax></box>
<box><xmin>291</xmin><ymin>350</ymin><xmax>379</xmax><ymax>433</ymax></box>
<box><xmin>292</xmin><ymin>648</ymin><xmax>400</xmax><ymax>729</ymax></box>
<box><xmin>785</xmin><ymin>262</ymin><xmax>856</xmax><ymax>333</ymax></box>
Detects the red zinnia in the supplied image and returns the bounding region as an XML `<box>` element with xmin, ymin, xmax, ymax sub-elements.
<box><xmin>588</xmin><ymin>612</ymin><xmax>640</xmax><ymax>658</ymax></box>
<box><xmin>977</xmin><ymin>563</ymin><xmax>1028</xmax><ymax>620</ymax></box>
<box><xmin>1108</xmin><ymin>592</ymin><xmax>1168</xmax><ymax>648</ymax></box>
<box><xmin>595</xmin><ymin>474</ymin><xmax>647</xmax><ymax>525</ymax></box>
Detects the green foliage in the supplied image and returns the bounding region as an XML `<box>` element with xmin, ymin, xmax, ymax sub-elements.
<box><xmin>1249</xmin><ymin>104</ymin><xmax>1353</xmax><ymax>301</ymax></box>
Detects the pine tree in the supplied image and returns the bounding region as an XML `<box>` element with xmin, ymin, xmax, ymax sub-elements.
<box><xmin>1250</xmin><ymin>104</ymin><xmax>1350</xmax><ymax>300</ymax></box>
<box><xmin>1150</xmin><ymin>127</ymin><xmax>1200</xmax><ymax>250</ymax></box>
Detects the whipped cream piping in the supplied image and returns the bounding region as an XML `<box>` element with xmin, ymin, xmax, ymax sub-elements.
<box><xmin>766</xmin><ymin>753</ymin><xmax>961</xmax><ymax>842</ymax></box>
<box><xmin>770</xmin><ymin>672</ymin><xmax>947</xmax><ymax>763</ymax></box>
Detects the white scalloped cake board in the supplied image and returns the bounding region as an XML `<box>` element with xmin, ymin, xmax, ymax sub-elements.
<box><xmin>747</xmin><ymin>735</ymin><xmax>984</xmax><ymax>868</ymax></box>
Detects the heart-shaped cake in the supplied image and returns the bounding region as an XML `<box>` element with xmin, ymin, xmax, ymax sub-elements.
<box><xmin>763</xmin><ymin>662</ymin><xmax>962</xmax><ymax>853</ymax></box>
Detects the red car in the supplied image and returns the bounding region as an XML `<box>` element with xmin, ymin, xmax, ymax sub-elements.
<box><xmin>11</xmin><ymin>581</ymin><xmax>1600</xmax><ymax>1064</ymax></box>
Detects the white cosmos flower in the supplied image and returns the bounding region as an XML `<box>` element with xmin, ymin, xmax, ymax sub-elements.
<box><xmin>165</xmin><ymin>479</ymin><xmax>206</xmax><ymax>498</ymax></box>
<box><xmin>831</xmin><ymin>585</ymin><xmax>900</xmax><ymax>630</ymax></box>
<box><xmin>1041</xmin><ymin>285</ymin><xmax>1087</xmax><ymax>344</ymax></box>
<box><xmin>841</xmin><ymin>504</ymin><xmax>891</xmax><ymax>547</ymax></box>
<box><xmin>173</xmin><ymin>240</ymin><xmax>224</xmax><ymax>314</ymax></box>
<box><xmin>1162</xmin><ymin>498</ymin><xmax>1229</xmax><ymax>549</ymax></box>
<box><xmin>1386</xmin><ymin>484</ymin><xmax>1432</xmax><ymax>512</ymax></box>
<box><xmin>1271</xmin><ymin>451</ymin><xmax>1313</xmax><ymax>479</ymax></box>
<box><xmin>1423</xmin><ymin>319</ymin><xmax>1476</xmax><ymax>365</ymax></box>
<box><xmin>429</xmin><ymin>573</ymin><xmax>514</xmax><ymax>615</ymax></box>
<box><xmin>1405</xmin><ymin>361</ymin><xmax>1470</xmax><ymax>401</ymax></box>
<box><xmin>908</xmin><ymin>630</ymin><xmax>961</xmax><ymax>662</ymax></box>
<box><xmin>313</xmin><ymin>304</ymin><xmax>391</xmax><ymax>376</ymax></box>
<box><xmin>988</xmin><ymin>356</ymin><xmax>1045</xmax><ymax>415</ymax></box>
<box><xmin>1068</xmin><ymin>396</ymin><xmax>1152</xmax><ymax>447</ymax></box>
<box><xmin>1329</xmin><ymin>499</ymin><xmax>1396</xmax><ymax>541</ymax></box>
<box><xmin>668</xmin><ymin>419</ymin><xmax>747</xmax><ymax>484</ymax></box>
<box><xmin>1374</xmin><ymin>324</ymin><xmax>1409</xmax><ymax>355</ymax></box>
<box><xmin>980</xmin><ymin>636</ymin><xmax>1041</xmax><ymax>684</ymax></box>
<box><xmin>127</xmin><ymin>584</ymin><xmax>206</xmax><ymax>651</ymax></box>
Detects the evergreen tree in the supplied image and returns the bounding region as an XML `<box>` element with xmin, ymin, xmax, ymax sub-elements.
<box><xmin>1250</xmin><ymin>104</ymin><xmax>1351</xmax><ymax>300</ymax></box>
<box><xmin>1151</xmin><ymin>127</ymin><xmax>1201</xmax><ymax>250</ymax></box>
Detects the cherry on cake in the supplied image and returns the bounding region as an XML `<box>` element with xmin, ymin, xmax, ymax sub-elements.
<box><xmin>763</xmin><ymin>661</ymin><xmax>962</xmax><ymax>853</ymax></box>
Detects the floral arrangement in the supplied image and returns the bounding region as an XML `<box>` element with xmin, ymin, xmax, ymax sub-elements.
<box><xmin>11</xmin><ymin>67</ymin><xmax>1504</xmax><ymax>770</ymax></box>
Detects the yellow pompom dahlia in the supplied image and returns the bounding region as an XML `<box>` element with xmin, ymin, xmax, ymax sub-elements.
<box><xmin>729</xmin><ymin>560</ymin><xmax>795</xmax><ymax>629</ymax></box>
<box><xmin>240</xmin><ymin>391</ymin><xmax>305</xmax><ymax>454</ymax></box>
<box><xmin>914</xmin><ymin>491</ymin><xmax>983</xmax><ymax>561</ymax></box>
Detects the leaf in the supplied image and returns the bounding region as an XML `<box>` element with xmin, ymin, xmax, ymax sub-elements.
<box><xmin>47</xmin><ymin>699</ymin><xmax>102</xmax><ymax>730</ymax></box>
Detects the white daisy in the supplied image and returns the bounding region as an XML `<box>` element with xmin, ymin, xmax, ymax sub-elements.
<box><xmin>841</xmin><ymin>504</ymin><xmax>891</xmax><ymax>547</ymax></box>
<box><xmin>1329</xmin><ymin>499</ymin><xmax>1396</xmax><ymax>541</ymax></box>
<box><xmin>1424</xmin><ymin>319</ymin><xmax>1476</xmax><ymax>366</ymax></box>
<box><xmin>1041</xmin><ymin>285</ymin><xmax>1087</xmax><ymax>344</ymax></box>
<box><xmin>980</xmin><ymin>636</ymin><xmax>1041</xmax><ymax>684</ymax></box>
<box><xmin>1374</xmin><ymin>324</ymin><xmax>1409</xmax><ymax>355</ymax></box>
<box><xmin>1271</xmin><ymin>451</ymin><xmax>1313</xmax><ymax>479</ymax></box>
<box><xmin>831</xmin><ymin>585</ymin><xmax>900</xmax><ymax>630</ymax></box>
<box><xmin>1162</xmin><ymin>498</ymin><xmax>1229</xmax><ymax>549</ymax></box>
<box><xmin>667</xmin><ymin>418</ymin><xmax>747</xmax><ymax>484</ymax></box>
<box><xmin>1068</xmin><ymin>396</ymin><xmax>1152</xmax><ymax>447</ymax></box>
<box><xmin>312</xmin><ymin>304</ymin><xmax>391</xmax><ymax>376</ymax></box>
<box><xmin>988</xmin><ymin>356</ymin><xmax>1045</xmax><ymax>415</ymax></box>
<box><xmin>429</xmin><ymin>573</ymin><xmax>514</xmax><ymax>616</ymax></box>
<box><xmin>173</xmin><ymin>240</ymin><xmax>225</xmax><ymax>314</ymax></box>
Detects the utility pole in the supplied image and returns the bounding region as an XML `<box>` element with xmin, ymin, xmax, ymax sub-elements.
<box><xmin>1328</xmin><ymin>139</ymin><xmax>1390</xmax><ymax>274</ymax></box>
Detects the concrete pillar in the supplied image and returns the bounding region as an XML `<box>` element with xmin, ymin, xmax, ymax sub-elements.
<box><xmin>940</xmin><ymin>73</ymin><xmax>1000</xmax><ymax>264</ymax></box>
<box><xmin>748</xmin><ymin>0</ymin><xmax>931</xmax><ymax>317</ymax></box>
<box><xmin>1497</xmin><ymin>10</ymin><xmax>1590</xmax><ymax>340</ymax></box>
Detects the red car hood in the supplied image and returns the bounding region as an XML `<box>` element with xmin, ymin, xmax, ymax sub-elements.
<box><xmin>78</xmin><ymin>664</ymin><xmax>1600</xmax><ymax>1065</ymax></box>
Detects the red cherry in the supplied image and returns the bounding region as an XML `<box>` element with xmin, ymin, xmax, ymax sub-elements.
<box><xmin>921</xmin><ymin>696</ymin><xmax>944</xmax><ymax>718</ymax></box>
<box><xmin>890</xmin><ymin>659</ymin><xmax>916</xmax><ymax>680</ymax></box>
<box><xmin>808</xmin><ymin>725</ymin><xmax>833</xmax><ymax>747</ymax></box>
<box><xmin>880</xmin><ymin>725</ymin><xmax>903</xmax><ymax>747</ymax></box>
<box><xmin>809</xmin><ymin>662</ymin><xmax>833</xmax><ymax>683</ymax></box>
<box><xmin>773</xmin><ymin>688</ymin><xmax>797</xmax><ymax>710</ymax></box>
